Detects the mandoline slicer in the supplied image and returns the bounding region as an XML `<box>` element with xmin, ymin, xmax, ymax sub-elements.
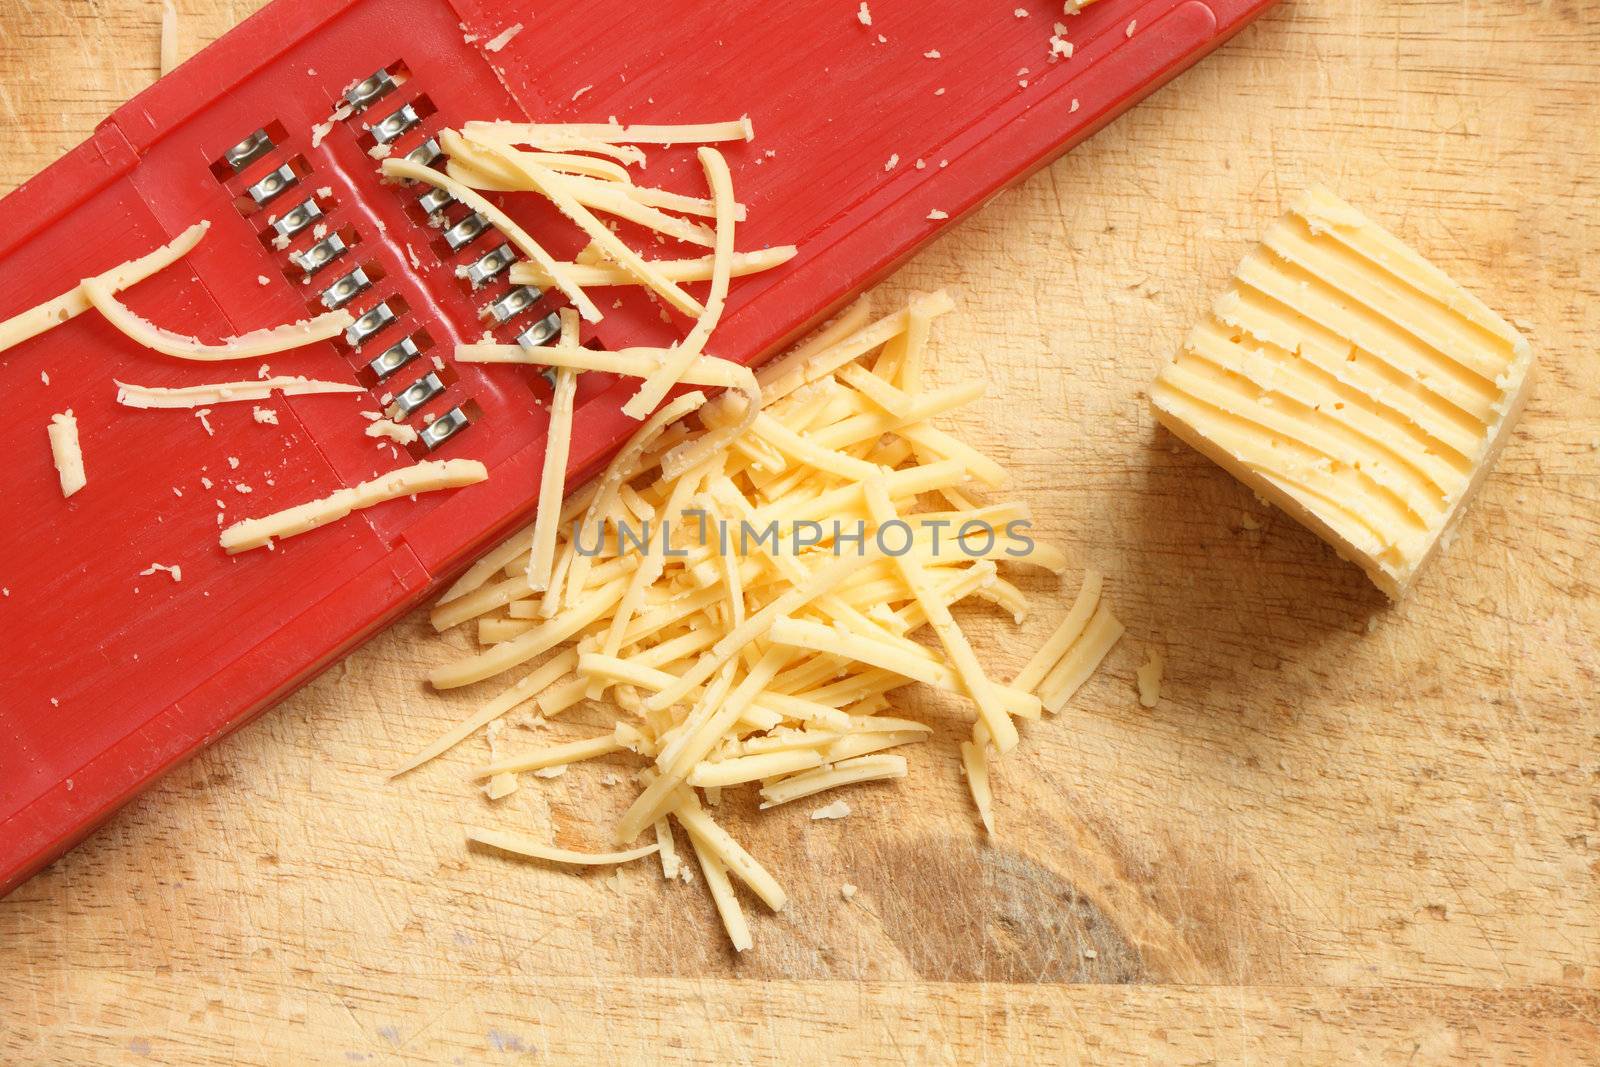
<box><xmin>0</xmin><ymin>0</ymin><xmax>1276</xmax><ymax>893</ymax></box>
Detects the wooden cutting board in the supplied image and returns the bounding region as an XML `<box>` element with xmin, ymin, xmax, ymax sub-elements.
<box><xmin>2</xmin><ymin>1</ymin><xmax>1596</xmax><ymax>1062</ymax></box>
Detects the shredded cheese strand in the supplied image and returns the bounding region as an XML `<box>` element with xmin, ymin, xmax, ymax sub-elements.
<box><xmin>528</xmin><ymin>310</ymin><xmax>582</xmax><ymax>592</ymax></box>
<box><xmin>220</xmin><ymin>459</ymin><xmax>486</xmax><ymax>553</ymax></box>
<box><xmin>468</xmin><ymin>829</ymin><xmax>659</xmax><ymax>866</ymax></box>
<box><xmin>82</xmin><ymin>276</ymin><xmax>352</xmax><ymax>361</ymax></box>
<box><xmin>508</xmin><ymin>247</ymin><xmax>794</xmax><ymax>289</ymax></box>
<box><xmin>467</xmin><ymin>138</ymin><xmax>706</xmax><ymax>317</ymax></box>
<box><xmin>381</xmin><ymin>155</ymin><xmax>600</xmax><ymax>322</ymax></box>
<box><xmin>464</xmin><ymin>117</ymin><xmax>754</xmax><ymax>146</ymax></box>
<box><xmin>623</xmin><ymin>147</ymin><xmax>738</xmax><ymax>419</ymax></box>
<box><xmin>115</xmin><ymin>375</ymin><xmax>361</xmax><ymax>409</ymax></box>
<box><xmin>0</xmin><ymin>221</ymin><xmax>208</xmax><ymax>356</ymax></box>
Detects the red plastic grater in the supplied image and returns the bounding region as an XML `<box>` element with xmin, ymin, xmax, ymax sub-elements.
<box><xmin>0</xmin><ymin>0</ymin><xmax>1275</xmax><ymax>894</ymax></box>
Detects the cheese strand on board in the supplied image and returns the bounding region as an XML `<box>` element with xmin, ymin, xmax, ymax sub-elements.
<box><xmin>468</xmin><ymin>829</ymin><xmax>658</xmax><ymax>867</ymax></box>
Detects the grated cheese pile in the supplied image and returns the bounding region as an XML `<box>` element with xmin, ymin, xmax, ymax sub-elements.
<box><xmin>403</xmin><ymin>290</ymin><xmax>1124</xmax><ymax>951</ymax></box>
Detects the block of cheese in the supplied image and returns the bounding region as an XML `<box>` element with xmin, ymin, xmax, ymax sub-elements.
<box><xmin>1151</xmin><ymin>186</ymin><xmax>1534</xmax><ymax>598</ymax></box>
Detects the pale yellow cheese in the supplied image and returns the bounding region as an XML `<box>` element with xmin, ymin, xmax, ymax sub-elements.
<box><xmin>83</xmin><ymin>277</ymin><xmax>353</xmax><ymax>361</ymax></box>
<box><xmin>687</xmin><ymin>748</ymin><xmax>822</xmax><ymax>788</ymax></box>
<box><xmin>669</xmin><ymin>788</ymin><xmax>786</xmax><ymax>910</ymax></box>
<box><xmin>159</xmin><ymin>1</ymin><xmax>178</xmax><ymax>74</ymax></box>
<box><xmin>1038</xmin><ymin>602</ymin><xmax>1124</xmax><ymax>714</ymax></box>
<box><xmin>528</xmin><ymin>310</ymin><xmax>582</xmax><ymax>593</ymax></box>
<box><xmin>1012</xmin><ymin>570</ymin><xmax>1102</xmax><ymax>692</ymax></box>
<box><xmin>560</xmin><ymin>392</ymin><xmax>708</xmax><ymax>612</ymax></box>
<box><xmin>220</xmin><ymin>458</ymin><xmax>486</xmax><ymax>553</ymax></box>
<box><xmin>381</xmin><ymin>156</ymin><xmax>600</xmax><ymax>322</ymax></box>
<box><xmin>463</xmin><ymin>117</ymin><xmax>754</xmax><ymax>147</ymax></box>
<box><xmin>468</xmin><ymin>828</ymin><xmax>659</xmax><ymax>866</ymax></box>
<box><xmin>116</xmin><ymin>376</ymin><xmax>362</xmax><ymax>409</ymax></box>
<box><xmin>0</xmin><ymin>221</ymin><xmax>208</xmax><ymax>356</ymax></box>
<box><xmin>403</xmin><ymin>284</ymin><xmax>1128</xmax><ymax>954</ymax></box>
<box><xmin>558</xmin><ymin>174</ymin><xmax>746</xmax><ymax>222</ymax></box>
<box><xmin>960</xmin><ymin>737</ymin><xmax>994</xmax><ymax>834</ymax></box>
<box><xmin>508</xmin><ymin>247</ymin><xmax>794</xmax><ymax>289</ymax></box>
<box><xmin>390</xmin><ymin>650</ymin><xmax>578</xmax><ymax>776</ymax></box>
<box><xmin>1151</xmin><ymin>186</ymin><xmax>1534</xmax><ymax>598</ymax></box>
<box><xmin>758</xmin><ymin>754</ymin><xmax>908</xmax><ymax>808</ymax></box>
<box><xmin>686</xmin><ymin>829</ymin><xmax>751</xmax><ymax>951</ymax></box>
<box><xmin>460</xmin><ymin>136</ymin><xmax>705</xmax><ymax>317</ymax></box>
<box><xmin>653</xmin><ymin>819</ymin><xmax>682</xmax><ymax>881</ymax></box>
<box><xmin>471</xmin><ymin>732</ymin><xmax>623</xmax><ymax>778</ymax></box>
<box><xmin>1136</xmin><ymin>650</ymin><xmax>1164</xmax><ymax>707</ymax></box>
<box><xmin>624</xmin><ymin>148</ymin><xmax>737</xmax><ymax>419</ymax></box>
<box><xmin>364</xmin><ymin>418</ymin><xmax>418</xmax><ymax>445</ymax></box>
<box><xmin>863</xmin><ymin>480</ymin><xmax>1019</xmax><ymax>753</ymax></box>
<box><xmin>47</xmin><ymin>411</ymin><xmax>86</xmax><ymax>498</ymax></box>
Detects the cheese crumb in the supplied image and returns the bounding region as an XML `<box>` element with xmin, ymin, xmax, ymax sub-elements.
<box><xmin>1014</xmin><ymin>7</ymin><xmax>1028</xmax><ymax>15</ymax></box>
<box><xmin>1240</xmin><ymin>512</ymin><xmax>1262</xmax><ymax>531</ymax></box>
<box><xmin>139</xmin><ymin>562</ymin><xmax>182</xmax><ymax>583</ymax></box>
<box><xmin>47</xmin><ymin>411</ymin><xmax>86</xmax><ymax>498</ymax></box>
<box><xmin>252</xmin><ymin>406</ymin><xmax>278</xmax><ymax>425</ymax></box>
<box><xmin>927</xmin><ymin>209</ymin><xmax>949</xmax><ymax>220</ymax></box>
<box><xmin>572</xmin><ymin>85</ymin><xmax>593</xmax><ymax>102</ymax></box>
<box><xmin>195</xmin><ymin>409</ymin><xmax>214</xmax><ymax>436</ymax></box>
<box><xmin>484</xmin><ymin>22</ymin><xmax>523</xmax><ymax>52</ymax></box>
<box><xmin>1136</xmin><ymin>650</ymin><xmax>1163</xmax><ymax>707</ymax></box>
<box><xmin>227</xmin><ymin>456</ymin><xmax>240</xmax><ymax>470</ymax></box>
<box><xmin>811</xmin><ymin>800</ymin><xmax>852</xmax><ymax>820</ymax></box>
<box><xmin>924</xmin><ymin>50</ymin><xmax>941</xmax><ymax>59</ymax></box>
<box><xmin>857</xmin><ymin>2</ymin><xmax>871</xmax><ymax>26</ymax></box>
<box><xmin>1070</xmin><ymin>98</ymin><xmax>1080</xmax><ymax>113</ymax></box>
<box><xmin>884</xmin><ymin>153</ymin><xmax>899</xmax><ymax>171</ymax></box>
<box><xmin>1126</xmin><ymin>19</ymin><xmax>1137</xmax><ymax>36</ymax></box>
<box><xmin>366</xmin><ymin>418</ymin><xmax>420</xmax><ymax>445</ymax></box>
<box><xmin>841</xmin><ymin>884</ymin><xmax>858</xmax><ymax>900</ymax></box>
<box><xmin>40</xmin><ymin>371</ymin><xmax>49</xmax><ymax>385</ymax></box>
<box><xmin>159</xmin><ymin>1</ymin><xmax>178</xmax><ymax>75</ymax></box>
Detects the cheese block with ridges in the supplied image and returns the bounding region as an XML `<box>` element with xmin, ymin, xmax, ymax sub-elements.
<box><xmin>1151</xmin><ymin>186</ymin><xmax>1534</xmax><ymax>598</ymax></box>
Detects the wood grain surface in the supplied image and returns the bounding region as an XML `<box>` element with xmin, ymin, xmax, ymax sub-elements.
<box><xmin>2</xmin><ymin>1</ymin><xmax>1597</xmax><ymax>1063</ymax></box>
